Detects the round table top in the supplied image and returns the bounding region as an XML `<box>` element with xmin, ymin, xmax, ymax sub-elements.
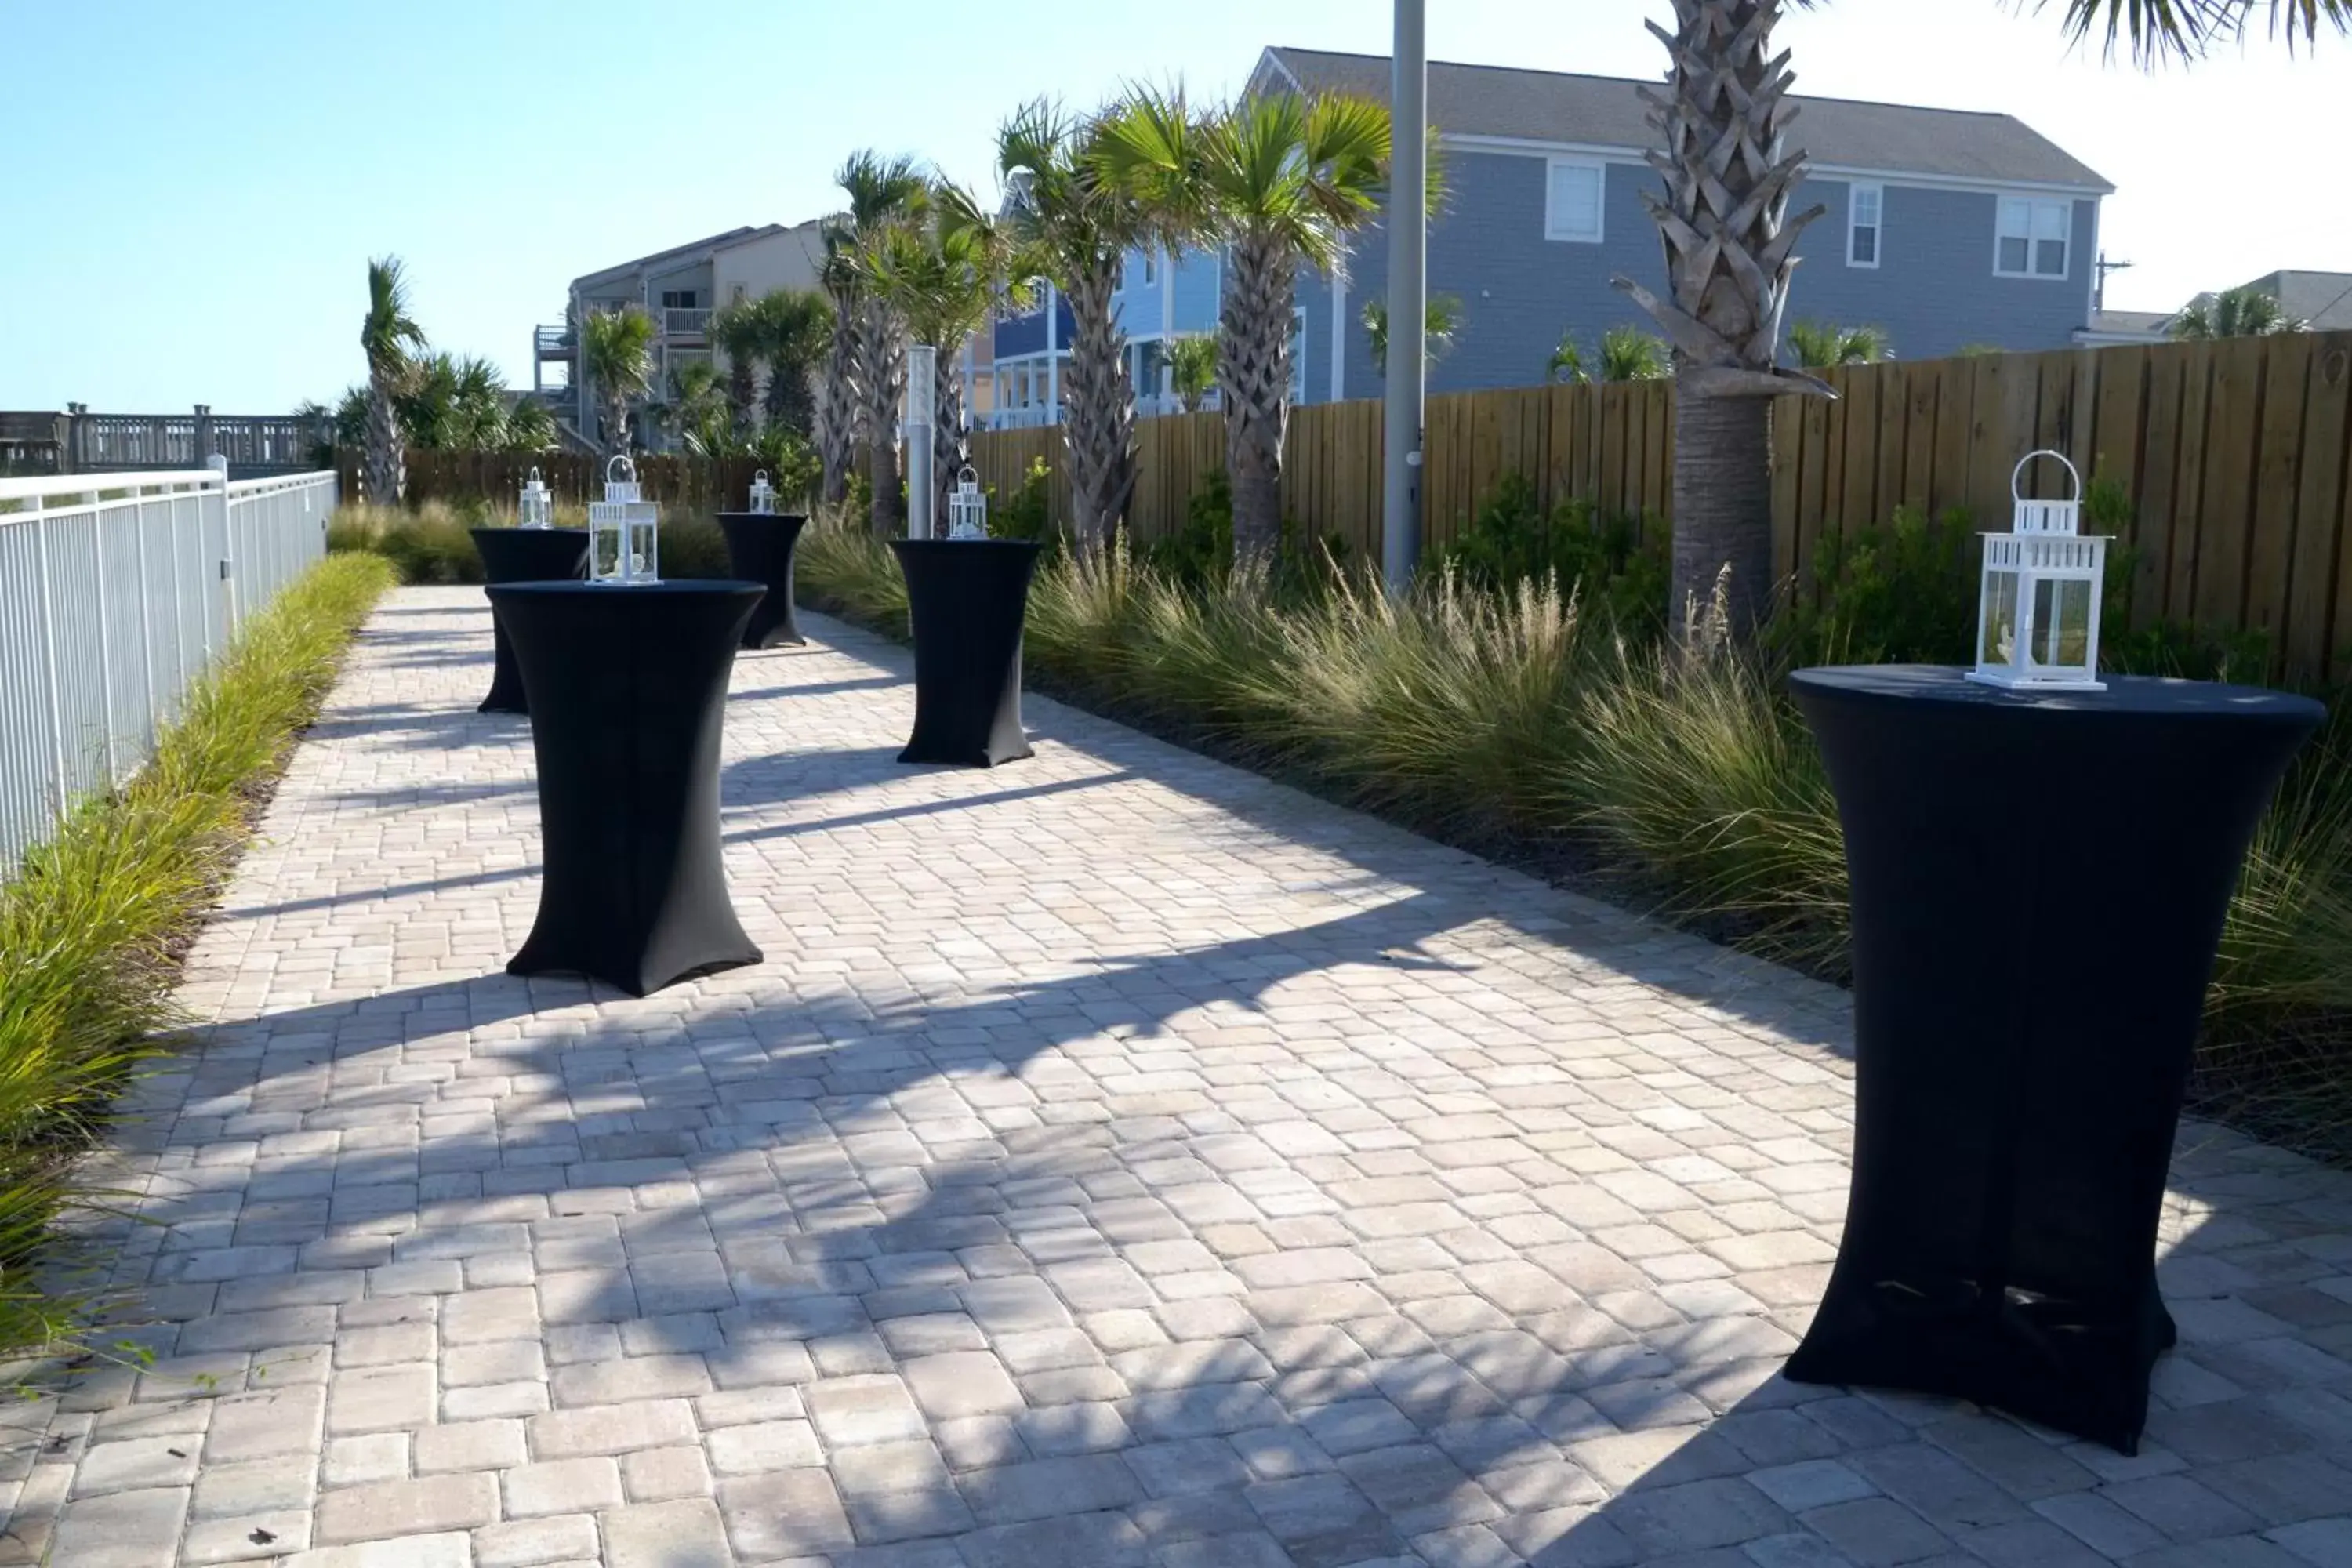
<box><xmin>1792</xmin><ymin>665</ymin><xmax>2325</xmax><ymax>724</ymax></box>
<box><xmin>485</xmin><ymin>579</ymin><xmax>764</xmax><ymax>600</ymax></box>
<box><xmin>889</xmin><ymin>537</ymin><xmax>1042</xmax><ymax>555</ymax></box>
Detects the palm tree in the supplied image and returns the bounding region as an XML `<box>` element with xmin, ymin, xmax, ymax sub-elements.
<box><xmin>1167</xmin><ymin>337</ymin><xmax>1218</xmax><ymax>412</ymax></box>
<box><xmin>1787</xmin><ymin>320</ymin><xmax>1893</xmax><ymax>366</ymax></box>
<box><xmin>750</xmin><ymin>289</ymin><xmax>829</xmax><ymax>437</ymax></box>
<box><xmin>998</xmin><ymin>98</ymin><xmax>1156</xmax><ymax>550</ymax></box>
<box><xmin>662</xmin><ymin>359</ymin><xmax>735</xmax><ymax>456</ymax></box>
<box><xmin>1363</xmin><ymin>294</ymin><xmax>1464</xmax><ymax>377</ymax></box>
<box><xmin>708</xmin><ymin>299</ymin><xmax>764</xmax><ymax>435</ymax></box>
<box><xmin>1102</xmin><ymin>88</ymin><xmax>1394</xmax><ymax>565</ymax></box>
<box><xmin>866</xmin><ymin>184</ymin><xmax>1025</xmax><ymax>528</ymax></box>
<box><xmin>1628</xmin><ymin>0</ymin><xmax>2347</xmax><ymax>643</ymax></box>
<box><xmin>834</xmin><ymin>151</ymin><xmax>931</xmax><ymax>537</ymax></box>
<box><xmin>1548</xmin><ymin>324</ymin><xmax>1671</xmax><ymax>384</ymax></box>
<box><xmin>2169</xmin><ymin>286</ymin><xmax>2306</xmax><ymax>339</ymax></box>
<box><xmin>503</xmin><ymin>398</ymin><xmax>557</xmax><ymax>453</ymax></box>
<box><xmin>360</xmin><ymin>257</ymin><xmax>426</xmax><ymax>503</ymax></box>
<box><xmin>579</xmin><ymin>307</ymin><xmax>655</xmax><ymax>457</ymax></box>
<box><xmin>399</xmin><ymin>353</ymin><xmax>511</xmax><ymax>449</ymax></box>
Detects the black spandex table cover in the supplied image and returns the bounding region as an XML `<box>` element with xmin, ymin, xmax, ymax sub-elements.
<box><xmin>488</xmin><ymin>581</ymin><xmax>765</xmax><ymax>997</ymax></box>
<box><xmin>1784</xmin><ymin>666</ymin><xmax>2322</xmax><ymax>1453</ymax></box>
<box><xmin>890</xmin><ymin>539</ymin><xmax>1041</xmax><ymax>768</ymax></box>
<box><xmin>716</xmin><ymin>512</ymin><xmax>809</xmax><ymax>648</ymax></box>
<box><xmin>470</xmin><ymin>527</ymin><xmax>589</xmax><ymax>713</ymax></box>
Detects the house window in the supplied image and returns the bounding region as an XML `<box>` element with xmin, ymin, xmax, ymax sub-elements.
<box><xmin>1545</xmin><ymin>158</ymin><xmax>1605</xmax><ymax>243</ymax></box>
<box><xmin>1142</xmin><ymin>250</ymin><xmax>1159</xmax><ymax>286</ymax></box>
<box><xmin>660</xmin><ymin>289</ymin><xmax>699</xmax><ymax>308</ymax></box>
<box><xmin>1996</xmin><ymin>198</ymin><xmax>2071</xmax><ymax>279</ymax></box>
<box><xmin>1848</xmin><ymin>183</ymin><xmax>1882</xmax><ymax>268</ymax></box>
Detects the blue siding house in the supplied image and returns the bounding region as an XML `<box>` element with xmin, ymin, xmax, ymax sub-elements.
<box><xmin>985</xmin><ymin>47</ymin><xmax>2111</xmax><ymax>426</ymax></box>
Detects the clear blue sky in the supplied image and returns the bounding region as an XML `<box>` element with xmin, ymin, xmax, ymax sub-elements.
<box><xmin>2</xmin><ymin>0</ymin><xmax>2342</xmax><ymax>412</ymax></box>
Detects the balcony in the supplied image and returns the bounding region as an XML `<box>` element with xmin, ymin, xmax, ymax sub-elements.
<box><xmin>534</xmin><ymin>325</ymin><xmax>573</xmax><ymax>359</ymax></box>
<box><xmin>663</xmin><ymin>307</ymin><xmax>711</xmax><ymax>341</ymax></box>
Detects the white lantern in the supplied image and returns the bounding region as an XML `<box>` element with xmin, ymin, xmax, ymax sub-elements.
<box><xmin>518</xmin><ymin>466</ymin><xmax>553</xmax><ymax>529</ymax></box>
<box><xmin>746</xmin><ymin>469</ymin><xmax>775</xmax><ymax>515</ymax></box>
<box><xmin>948</xmin><ymin>466</ymin><xmax>988</xmax><ymax>539</ymax></box>
<box><xmin>587</xmin><ymin>455</ymin><xmax>660</xmax><ymax>585</ymax></box>
<box><xmin>1969</xmin><ymin>449</ymin><xmax>2105</xmax><ymax>692</ymax></box>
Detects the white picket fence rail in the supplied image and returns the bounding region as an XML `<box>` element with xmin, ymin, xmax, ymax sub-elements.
<box><xmin>0</xmin><ymin>464</ymin><xmax>337</xmax><ymax>880</ymax></box>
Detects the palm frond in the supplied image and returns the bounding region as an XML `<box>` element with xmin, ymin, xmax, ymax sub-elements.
<box><xmin>2049</xmin><ymin>0</ymin><xmax>2351</xmax><ymax>64</ymax></box>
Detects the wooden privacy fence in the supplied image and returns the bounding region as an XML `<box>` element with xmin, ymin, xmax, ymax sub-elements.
<box><xmin>970</xmin><ymin>331</ymin><xmax>2352</xmax><ymax>679</ymax></box>
<box><xmin>335</xmin><ymin>449</ymin><xmax>774</xmax><ymax>515</ymax></box>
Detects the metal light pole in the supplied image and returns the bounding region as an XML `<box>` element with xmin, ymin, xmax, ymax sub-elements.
<box><xmin>906</xmin><ymin>343</ymin><xmax>936</xmax><ymax>540</ymax></box>
<box><xmin>1382</xmin><ymin>0</ymin><xmax>1427</xmax><ymax>595</ymax></box>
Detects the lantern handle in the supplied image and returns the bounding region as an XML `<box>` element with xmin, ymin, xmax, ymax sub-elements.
<box><xmin>2011</xmin><ymin>448</ymin><xmax>2082</xmax><ymax>505</ymax></box>
<box><xmin>958</xmin><ymin>466</ymin><xmax>978</xmax><ymax>484</ymax></box>
<box><xmin>753</xmin><ymin>469</ymin><xmax>770</xmax><ymax>485</ymax></box>
<box><xmin>606</xmin><ymin>454</ymin><xmax>637</xmax><ymax>485</ymax></box>
<box><xmin>527</xmin><ymin>466</ymin><xmax>543</xmax><ymax>485</ymax></box>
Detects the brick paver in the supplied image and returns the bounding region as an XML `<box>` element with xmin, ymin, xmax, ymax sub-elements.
<box><xmin>5</xmin><ymin>585</ymin><xmax>2350</xmax><ymax>1566</ymax></box>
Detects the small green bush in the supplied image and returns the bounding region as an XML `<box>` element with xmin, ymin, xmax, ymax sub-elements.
<box><xmin>0</xmin><ymin>554</ymin><xmax>393</xmax><ymax>1364</ymax></box>
<box><xmin>1432</xmin><ymin>475</ymin><xmax>1668</xmax><ymax>636</ymax></box>
<box><xmin>990</xmin><ymin>458</ymin><xmax>1054</xmax><ymax>543</ymax></box>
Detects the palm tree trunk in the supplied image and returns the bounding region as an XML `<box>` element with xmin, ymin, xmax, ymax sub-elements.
<box><xmin>817</xmin><ymin>303</ymin><xmax>859</xmax><ymax>506</ymax></box>
<box><xmin>931</xmin><ymin>355</ymin><xmax>971</xmax><ymax>528</ymax></box>
<box><xmin>1060</xmin><ymin>256</ymin><xmax>1135</xmax><ymax>554</ymax></box>
<box><xmin>1671</xmin><ymin>387</ymin><xmax>1775</xmax><ymax>637</ymax></box>
<box><xmin>602</xmin><ymin>393</ymin><xmax>631</xmax><ymax>459</ymax></box>
<box><xmin>1217</xmin><ymin>233</ymin><xmax>1295</xmax><ymax>567</ymax></box>
<box><xmin>363</xmin><ymin>374</ymin><xmax>404</xmax><ymax>505</ymax></box>
<box><xmin>727</xmin><ymin>358</ymin><xmax>757</xmax><ymax>437</ymax></box>
<box><xmin>858</xmin><ymin>300</ymin><xmax>906</xmax><ymax>538</ymax></box>
<box><xmin>1617</xmin><ymin>0</ymin><xmax>1828</xmax><ymax>644</ymax></box>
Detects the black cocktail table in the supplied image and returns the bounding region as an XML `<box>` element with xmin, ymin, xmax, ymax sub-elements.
<box><xmin>716</xmin><ymin>513</ymin><xmax>809</xmax><ymax>648</ymax></box>
<box><xmin>1784</xmin><ymin>666</ymin><xmax>2322</xmax><ymax>1452</ymax></box>
<box><xmin>489</xmin><ymin>580</ymin><xmax>765</xmax><ymax>997</ymax></box>
<box><xmin>890</xmin><ymin>539</ymin><xmax>1041</xmax><ymax>768</ymax></box>
<box><xmin>470</xmin><ymin>527</ymin><xmax>589</xmax><ymax>713</ymax></box>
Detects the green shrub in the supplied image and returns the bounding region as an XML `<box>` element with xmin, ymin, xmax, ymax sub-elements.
<box><xmin>1432</xmin><ymin>475</ymin><xmax>1668</xmax><ymax>636</ymax></box>
<box><xmin>990</xmin><ymin>458</ymin><xmax>1054</xmax><ymax>543</ymax></box>
<box><xmin>1773</xmin><ymin>504</ymin><xmax>1980</xmax><ymax>667</ymax></box>
<box><xmin>0</xmin><ymin>554</ymin><xmax>393</xmax><ymax>1365</ymax></box>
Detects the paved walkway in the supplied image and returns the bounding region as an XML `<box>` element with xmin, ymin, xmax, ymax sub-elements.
<box><xmin>5</xmin><ymin>584</ymin><xmax>2350</xmax><ymax>1568</ymax></box>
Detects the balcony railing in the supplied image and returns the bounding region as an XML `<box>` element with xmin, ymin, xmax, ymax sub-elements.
<box><xmin>663</xmin><ymin>308</ymin><xmax>711</xmax><ymax>339</ymax></box>
<box><xmin>535</xmin><ymin>325</ymin><xmax>573</xmax><ymax>358</ymax></box>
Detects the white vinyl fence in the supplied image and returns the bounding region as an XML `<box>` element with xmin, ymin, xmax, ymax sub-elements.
<box><xmin>0</xmin><ymin>464</ymin><xmax>336</xmax><ymax>880</ymax></box>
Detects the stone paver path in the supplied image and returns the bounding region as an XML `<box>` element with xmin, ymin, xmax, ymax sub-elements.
<box><xmin>6</xmin><ymin>584</ymin><xmax>2352</xmax><ymax>1568</ymax></box>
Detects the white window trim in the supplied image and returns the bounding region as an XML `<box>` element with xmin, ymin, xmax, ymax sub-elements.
<box><xmin>1993</xmin><ymin>194</ymin><xmax>2072</xmax><ymax>282</ymax></box>
<box><xmin>1846</xmin><ymin>182</ymin><xmax>1882</xmax><ymax>270</ymax></box>
<box><xmin>1142</xmin><ymin>249</ymin><xmax>1159</xmax><ymax>287</ymax></box>
<box><xmin>1544</xmin><ymin>155</ymin><xmax>1606</xmax><ymax>245</ymax></box>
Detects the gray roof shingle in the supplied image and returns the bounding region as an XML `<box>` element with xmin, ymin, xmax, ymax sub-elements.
<box><xmin>1262</xmin><ymin>47</ymin><xmax>2111</xmax><ymax>193</ymax></box>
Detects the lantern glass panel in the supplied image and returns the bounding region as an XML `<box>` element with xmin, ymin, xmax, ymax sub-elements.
<box><xmin>1980</xmin><ymin>571</ymin><xmax>2020</xmax><ymax>667</ymax></box>
<box><xmin>2034</xmin><ymin>577</ymin><xmax>2093</xmax><ymax>670</ymax></box>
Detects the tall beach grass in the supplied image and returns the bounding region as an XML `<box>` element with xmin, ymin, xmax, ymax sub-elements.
<box><xmin>794</xmin><ymin>510</ymin><xmax>2352</xmax><ymax>1160</ymax></box>
<box><xmin>0</xmin><ymin>553</ymin><xmax>394</xmax><ymax>1363</ymax></box>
